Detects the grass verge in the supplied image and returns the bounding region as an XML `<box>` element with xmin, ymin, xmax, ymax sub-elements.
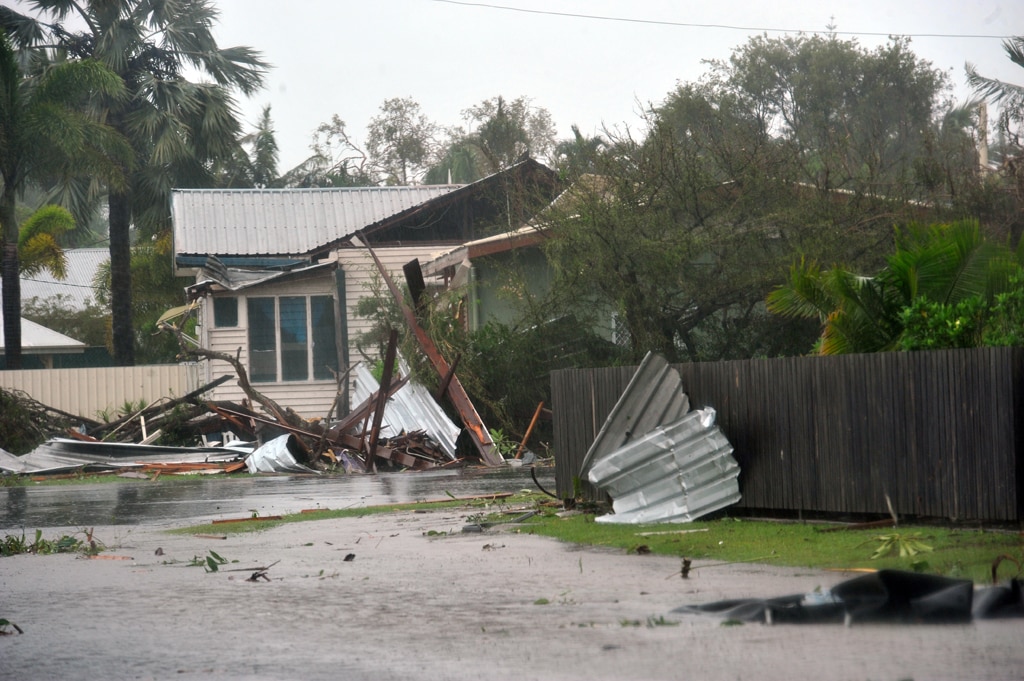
<box><xmin>523</xmin><ymin>512</ymin><xmax>1023</xmax><ymax>584</ymax></box>
<box><xmin>165</xmin><ymin>493</ymin><xmax>1023</xmax><ymax>585</ymax></box>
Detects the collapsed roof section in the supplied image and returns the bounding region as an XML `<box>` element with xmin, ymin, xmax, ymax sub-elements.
<box><xmin>184</xmin><ymin>256</ymin><xmax>337</xmax><ymax>299</ymax></box>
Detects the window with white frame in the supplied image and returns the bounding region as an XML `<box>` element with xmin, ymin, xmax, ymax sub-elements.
<box><xmin>247</xmin><ymin>295</ymin><xmax>338</xmax><ymax>382</ymax></box>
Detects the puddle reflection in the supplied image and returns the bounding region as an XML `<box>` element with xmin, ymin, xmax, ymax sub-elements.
<box><xmin>0</xmin><ymin>467</ymin><xmax>555</xmax><ymax>529</ymax></box>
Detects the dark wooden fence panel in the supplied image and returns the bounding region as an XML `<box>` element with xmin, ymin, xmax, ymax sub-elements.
<box><xmin>551</xmin><ymin>348</ymin><xmax>1023</xmax><ymax>522</ymax></box>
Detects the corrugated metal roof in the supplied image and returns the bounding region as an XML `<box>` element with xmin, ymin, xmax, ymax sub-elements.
<box><xmin>186</xmin><ymin>258</ymin><xmax>336</xmax><ymax>295</ymax></box>
<box><xmin>20</xmin><ymin>248</ymin><xmax>108</xmax><ymax>310</ymax></box>
<box><xmin>587</xmin><ymin>408</ymin><xmax>741</xmax><ymax>524</ymax></box>
<box><xmin>171</xmin><ymin>186</ymin><xmax>462</xmax><ymax>258</ymax></box>
<box><xmin>578</xmin><ymin>352</ymin><xmax>690</xmax><ymax>477</ymax></box>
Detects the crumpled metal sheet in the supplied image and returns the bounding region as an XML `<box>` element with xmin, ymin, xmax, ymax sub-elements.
<box><xmin>587</xmin><ymin>408</ymin><xmax>740</xmax><ymax>523</ymax></box>
<box><xmin>582</xmin><ymin>351</ymin><xmax>740</xmax><ymax>524</ymax></box>
<box><xmin>244</xmin><ymin>434</ymin><xmax>320</xmax><ymax>474</ymax></box>
<box><xmin>579</xmin><ymin>352</ymin><xmax>690</xmax><ymax>478</ymax></box>
<box><xmin>351</xmin><ymin>361</ymin><xmax>460</xmax><ymax>460</ymax></box>
<box><xmin>0</xmin><ymin>438</ymin><xmax>248</xmax><ymax>475</ymax></box>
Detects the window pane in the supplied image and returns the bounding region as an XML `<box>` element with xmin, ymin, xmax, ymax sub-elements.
<box><xmin>311</xmin><ymin>296</ymin><xmax>338</xmax><ymax>380</ymax></box>
<box><xmin>248</xmin><ymin>298</ymin><xmax>277</xmax><ymax>382</ymax></box>
<box><xmin>213</xmin><ymin>297</ymin><xmax>238</xmax><ymax>327</ymax></box>
<box><xmin>280</xmin><ymin>296</ymin><xmax>308</xmax><ymax>381</ymax></box>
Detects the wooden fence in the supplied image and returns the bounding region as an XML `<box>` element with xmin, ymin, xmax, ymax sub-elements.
<box><xmin>0</xmin><ymin>364</ymin><xmax>202</xmax><ymax>423</ymax></box>
<box><xmin>551</xmin><ymin>347</ymin><xmax>1024</xmax><ymax>522</ymax></box>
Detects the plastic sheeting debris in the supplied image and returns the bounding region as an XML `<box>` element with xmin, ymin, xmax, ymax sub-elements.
<box><xmin>244</xmin><ymin>434</ymin><xmax>321</xmax><ymax>475</ymax></box>
<box><xmin>673</xmin><ymin>570</ymin><xmax>1024</xmax><ymax>625</ymax></box>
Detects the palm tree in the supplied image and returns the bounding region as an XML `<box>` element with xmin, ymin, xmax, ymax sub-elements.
<box><xmin>553</xmin><ymin>124</ymin><xmax>606</xmax><ymax>178</ymax></box>
<box><xmin>767</xmin><ymin>220</ymin><xmax>1021</xmax><ymax>354</ymax></box>
<box><xmin>966</xmin><ymin>37</ymin><xmax>1024</xmax><ymax>138</ymax></box>
<box><xmin>3</xmin><ymin>1</ymin><xmax>268</xmax><ymax>365</ymax></box>
<box><xmin>1</xmin><ymin>29</ymin><xmax>128</xmax><ymax>369</ymax></box>
<box><xmin>18</xmin><ymin>204</ymin><xmax>75</xmax><ymax>278</ymax></box>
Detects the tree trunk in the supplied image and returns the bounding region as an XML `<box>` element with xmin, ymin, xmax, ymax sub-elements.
<box><xmin>1</xmin><ymin>187</ymin><xmax>22</xmax><ymax>370</ymax></box>
<box><xmin>108</xmin><ymin>189</ymin><xmax>134</xmax><ymax>366</ymax></box>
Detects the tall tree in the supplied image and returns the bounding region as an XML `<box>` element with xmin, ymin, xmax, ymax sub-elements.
<box><xmin>552</xmin><ymin>124</ymin><xmax>606</xmax><ymax>179</ymax></box>
<box><xmin>967</xmin><ymin>37</ymin><xmax>1024</xmax><ymax>244</ymax></box>
<box><xmin>281</xmin><ymin>114</ymin><xmax>374</xmax><ymax>188</ymax></box>
<box><xmin>3</xmin><ymin>1</ymin><xmax>267</xmax><ymax>366</ymax></box>
<box><xmin>215</xmin><ymin>104</ymin><xmax>280</xmax><ymax>188</ymax></box>
<box><xmin>424</xmin><ymin>96</ymin><xmax>557</xmax><ymax>183</ymax></box>
<box><xmin>463</xmin><ymin>95</ymin><xmax>556</xmax><ymax>173</ymax></box>
<box><xmin>423</xmin><ymin>128</ymin><xmax>487</xmax><ymax>184</ymax></box>
<box><xmin>0</xmin><ymin>28</ymin><xmax>127</xmax><ymax>368</ymax></box>
<box><xmin>18</xmin><ymin>204</ymin><xmax>75</xmax><ymax>278</ymax></box>
<box><xmin>366</xmin><ymin>97</ymin><xmax>437</xmax><ymax>185</ymax></box>
<box><xmin>543</xmin><ymin>115</ymin><xmax>801</xmax><ymax>363</ymax></box>
<box><xmin>541</xmin><ymin>34</ymin><xmax>963</xmax><ymax>362</ymax></box>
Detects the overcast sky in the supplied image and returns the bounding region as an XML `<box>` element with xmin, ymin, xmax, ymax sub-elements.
<box><xmin>9</xmin><ymin>0</ymin><xmax>1024</xmax><ymax>171</ymax></box>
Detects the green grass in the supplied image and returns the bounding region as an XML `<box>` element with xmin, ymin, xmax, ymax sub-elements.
<box><xmin>166</xmin><ymin>493</ymin><xmax>1024</xmax><ymax>585</ymax></box>
<box><xmin>522</xmin><ymin>513</ymin><xmax>1023</xmax><ymax>584</ymax></box>
<box><xmin>167</xmin><ymin>495</ymin><xmax>524</xmax><ymax>535</ymax></box>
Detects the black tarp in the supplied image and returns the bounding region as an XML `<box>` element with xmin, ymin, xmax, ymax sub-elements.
<box><xmin>672</xmin><ymin>570</ymin><xmax>1024</xmax><ymax>625</ymax></box>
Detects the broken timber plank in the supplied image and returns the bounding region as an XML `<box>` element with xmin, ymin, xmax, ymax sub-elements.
<box><xmin>367</xmin><ymin>329</ymin><xmax>399</xmax><ymax>467</ymax></box>
<box><xmin>361</xmin><ymin>240</ymin><xmax>502</xmax><ymax>466</ymax></box>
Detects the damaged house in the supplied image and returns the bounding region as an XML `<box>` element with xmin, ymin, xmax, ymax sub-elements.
<box><xmin>170</xmin><ymin>159</ymin><xmax>561</xmax><ymax>421</ymax></box>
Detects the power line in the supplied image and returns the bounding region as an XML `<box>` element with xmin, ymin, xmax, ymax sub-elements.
<box><xmin>20</xmin><ymin>277</ymin><xmax>101</xmax><ymax>291</ymax></box>
<box><xmin>432</xmin><ymin>0</ymin><xmax>1016</xmax><ymax>40</ymax></box>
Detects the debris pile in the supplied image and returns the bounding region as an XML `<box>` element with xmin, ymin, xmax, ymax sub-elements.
<box><xmin>0</xmin><ymin>363</ymin><xmax>473</xmax><ymax>478</ymax></box>
<box><xmin>1</xmin><ymin>252</ymin><xmax>524</xmax><ymax>478</ymax></box>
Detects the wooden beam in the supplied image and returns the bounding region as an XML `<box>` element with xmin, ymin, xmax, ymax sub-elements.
<box><xmin>360</xmin><ymin>238</ymin><xmax>503</xmax><ymax>466</ymax></box>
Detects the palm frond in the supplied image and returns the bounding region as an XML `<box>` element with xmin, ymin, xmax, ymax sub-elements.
<box><xmin>766</xmin><ymin>258</ymin><xmax>837</xmax><ymax>320</ymax></box>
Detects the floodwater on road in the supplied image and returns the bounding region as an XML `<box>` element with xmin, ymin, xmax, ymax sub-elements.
<box><xmin>0</xmin><ymin>465</ymin><xmax>556</xmax><ymax>530</ymax></box>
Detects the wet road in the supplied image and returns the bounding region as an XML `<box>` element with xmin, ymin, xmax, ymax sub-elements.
<box><xmin>0</xmin><ymin>466</ymin><xmax>556</xmax><ymax>529</ymax></box>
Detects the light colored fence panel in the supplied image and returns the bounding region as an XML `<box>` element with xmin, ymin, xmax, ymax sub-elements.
<box><xmin>0</xmin><ymin>364</ymin><xmax>201</xmax><ymax>421</ymax></box>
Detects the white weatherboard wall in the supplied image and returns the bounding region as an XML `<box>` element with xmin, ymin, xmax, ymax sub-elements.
<box><xmin>0</xmin><ymin>364</ymin><xmax>201</xmax><ymax>421</ymax></box>
<box><xmin>198</xmin><ymin>273</ymin><xmax>340</xmax><ymax>419</ymax></box>
<box><xmin>336</xmin><ymin>244</ymin><xmax>448</xmax><ymax>364</ymax></box>
<box><xmin>192</xmin><ymin>245</ymin><xmax>448</xmax><ymax>419</ymax></box>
